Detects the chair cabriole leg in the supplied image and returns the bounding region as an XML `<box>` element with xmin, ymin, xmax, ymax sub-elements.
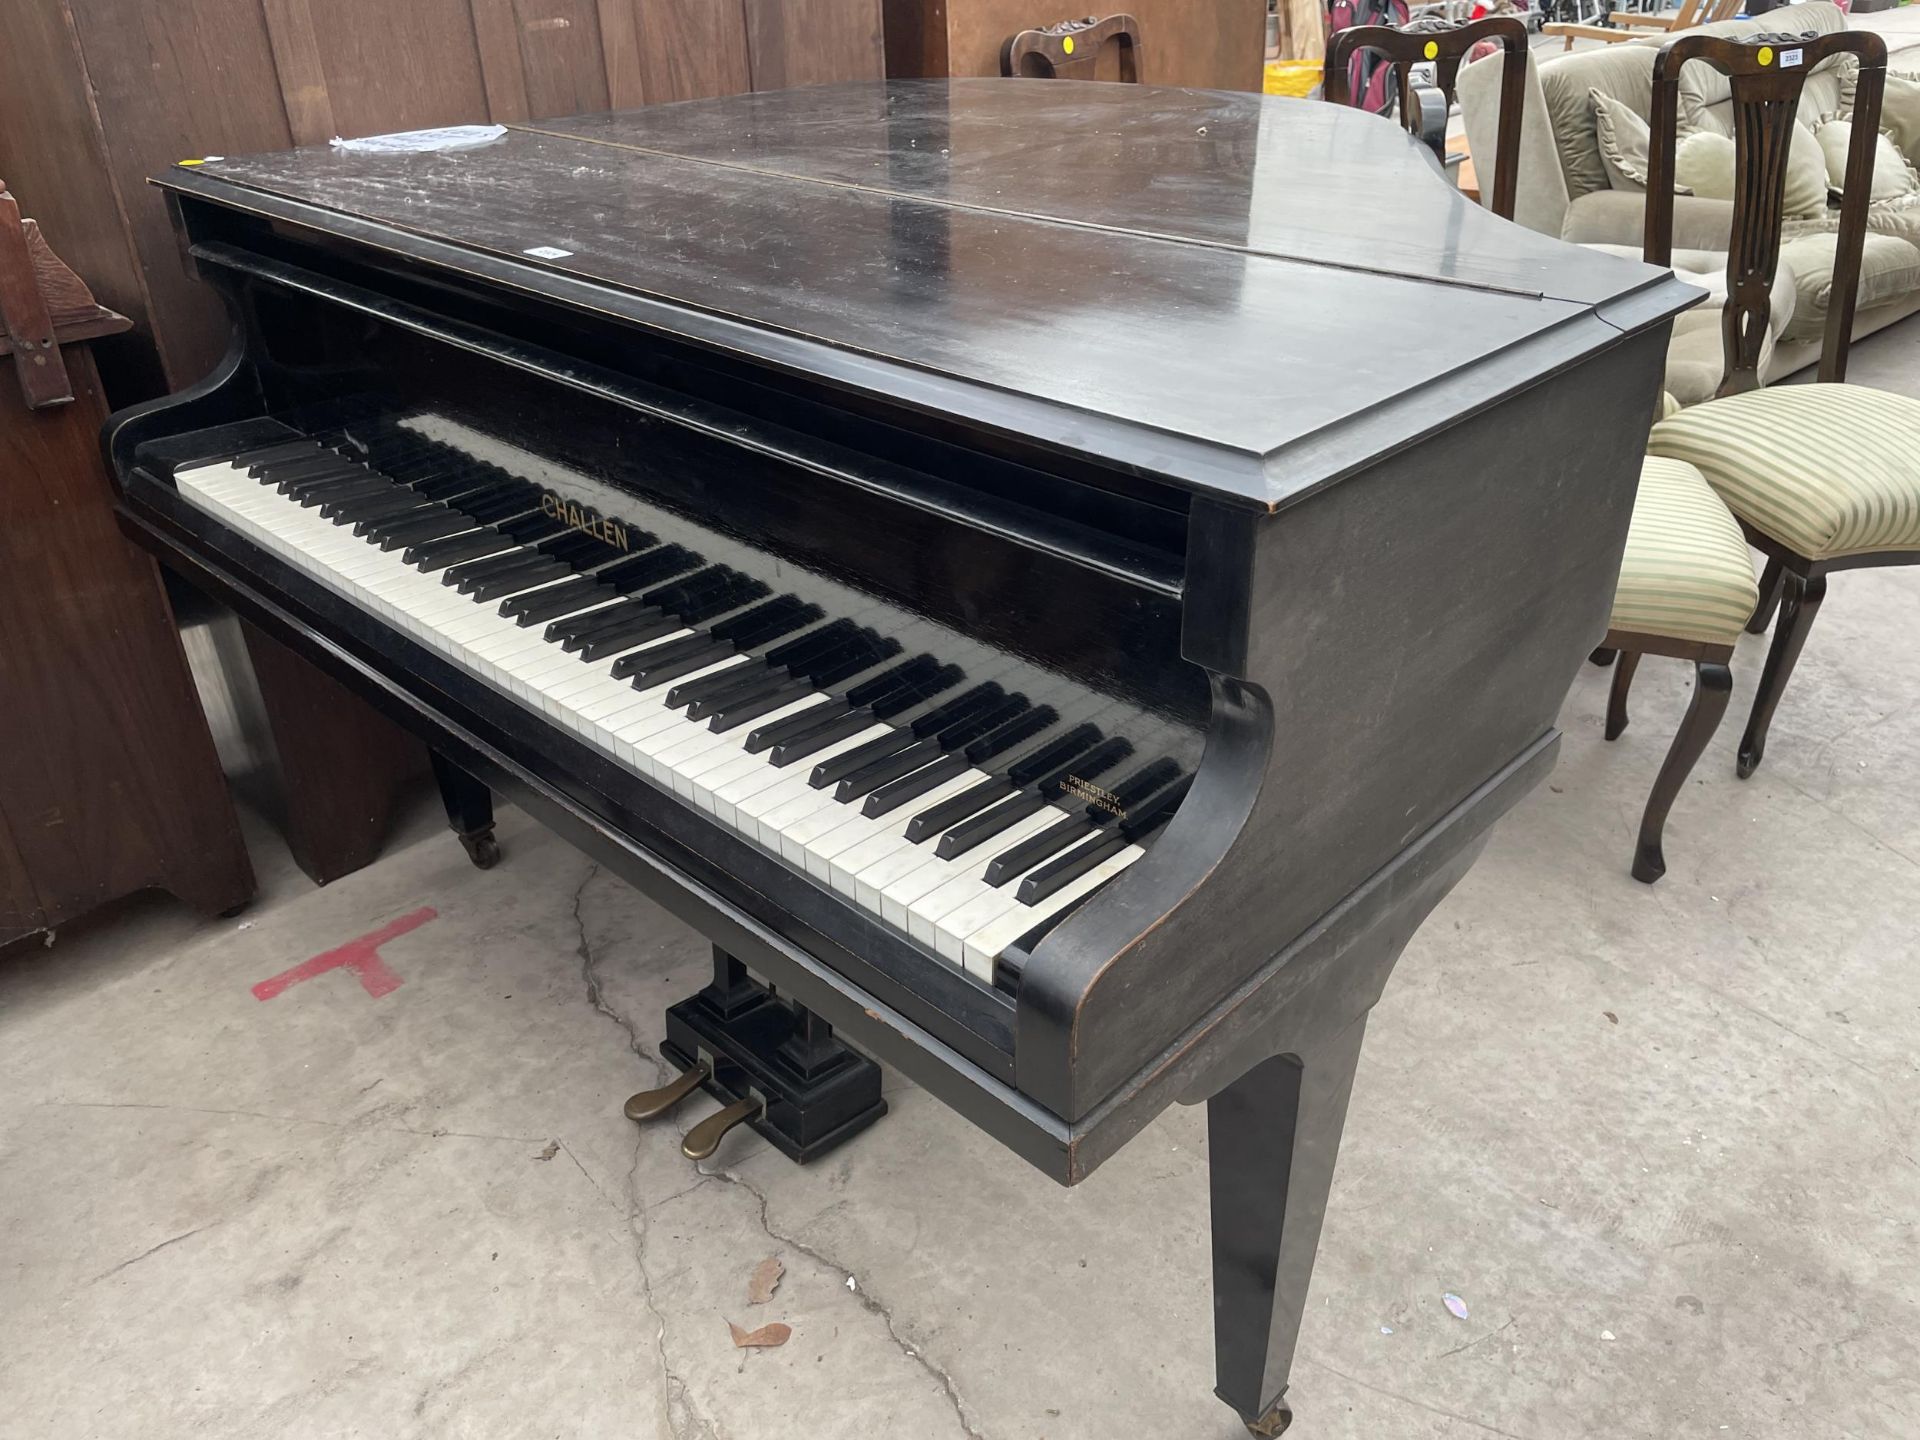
<box><xmin>1748</xmin><ymin>556</ymin><xmax>1784</xmax><ymax>634</ymax></box>
<box><xmin>1605</xmin><ymin>650</ymin><xmax>1641</xmax><ymax>741</ymax></box>
<box><xmin>1632</xmin><ymin>660</ymin><xmax>1732</xmax><ymax>883</ymax></box>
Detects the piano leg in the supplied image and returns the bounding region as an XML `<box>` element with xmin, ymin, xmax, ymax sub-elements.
<box><xmin>1207</xmin><ymin>1016</ymin><xmax>1370</xmax><ymax>1436</ymax></box>
<box><xmin>430</xmin><ymin>750</ymin><xmax>499</xmax><ymax>868</ymax></box>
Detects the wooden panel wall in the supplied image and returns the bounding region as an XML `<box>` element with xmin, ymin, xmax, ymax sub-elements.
<box><xmin>0</xmin><ymin>0</ymin><xmax>885</xmax><ymax>401</ymax></box>
<box><xmin>882</xmin><ymin>0</ymin><xmax>1266</xmax><ymax>92</ymax></box>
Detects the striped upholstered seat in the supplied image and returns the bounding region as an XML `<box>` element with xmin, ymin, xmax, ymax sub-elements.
<box><xmin>1648</xmin><ymin>384</ymin><xmax>1920</xmax><ymax>561</ymax></box>
<box><xmin>1610</xmin><ymin>458</ymin><xmax>1759</xmax><ymax>647</ymax></box>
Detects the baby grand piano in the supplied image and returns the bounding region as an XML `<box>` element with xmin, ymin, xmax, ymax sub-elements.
<box><xmin>106</xmin><ymin>79</ymin><xmax>1694</xmax><ymax>1432</ymax></box>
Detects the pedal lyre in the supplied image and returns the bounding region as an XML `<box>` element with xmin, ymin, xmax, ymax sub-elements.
<box><xmin>623</xmin><ymin>1061</ymin><xmax>709</xmax><ymax>1122</ymax></box>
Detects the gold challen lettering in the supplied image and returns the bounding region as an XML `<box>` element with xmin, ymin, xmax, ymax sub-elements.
<box><xmin>538</xmin><ymin>490</ymin><xmax>633</xmax><ymax>552</ymax></box>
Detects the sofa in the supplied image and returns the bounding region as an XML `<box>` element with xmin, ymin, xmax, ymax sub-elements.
<box><xmin>1458</xmin><ymin>2</ymin><xmax>1920</xmax><ymax>404</ymax></box>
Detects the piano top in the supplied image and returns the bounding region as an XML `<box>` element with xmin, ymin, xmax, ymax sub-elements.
<box><xmin>160</xmin><ymin>79</ymin><xmax>1697</xmax><ymax>512</ymax></box>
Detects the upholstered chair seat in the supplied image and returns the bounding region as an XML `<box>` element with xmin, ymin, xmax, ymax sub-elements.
<box><xmin>1609</xmin><ymin>457</ymin><xmax>1761</xmax><ymax>646</ymax></box>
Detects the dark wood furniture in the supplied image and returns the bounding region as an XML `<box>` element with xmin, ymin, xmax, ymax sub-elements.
<box><xmin>104</xmin><ymin>82</ymin><xmax>1693</xmax><ymax>1432</ymax></box>
<box><xmin>887</xmin><ymin>0</ymin><xmax>1264</xmax><ymax>90</ymax></box>
<box><xmin>0</xmin><ymin>0</ymin><xmax>884</xmax><ymax>887</ymax></box>
<box><xmin>1608</xmin><ymin>29</ymin><xmax>1895</xmax><ymax>831</ymax></box>
<box><xmin>0</xmin><ymin>182</ymin><xmax>252</xmax><ymax>945</ymax></box>
<box><xmin>1002</xmin><ymin>14</ymin><xmax>1143</xmax><ymax>80</ymax></box>
<box><xmin>1324</xmin><ymin>16</ymin><xmax>1529</xmax><ymax>220</ymax></box>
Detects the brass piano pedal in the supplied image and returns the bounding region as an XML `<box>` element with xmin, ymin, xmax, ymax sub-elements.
<box><xmin>623</xmin><ymin>1062</ymin><xmax>709</xmax><ymax>1123</ymax></box>
<box><xmin>681</xmin><ymin>1094</ymin><xmax>764</xmax><ymax>1161</ymax></box>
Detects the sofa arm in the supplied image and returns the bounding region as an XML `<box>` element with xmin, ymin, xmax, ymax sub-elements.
<box><xmin>1559</xmin><ymin>188</ymin><xmax>1735</xmax><ymax>252</ymax></box>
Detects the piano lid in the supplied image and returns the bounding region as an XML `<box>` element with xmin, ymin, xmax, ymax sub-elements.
<box><xmin>160</xmin><ymin>80</ymin><xmax>1697</xmax><ymax>512</ymax></box>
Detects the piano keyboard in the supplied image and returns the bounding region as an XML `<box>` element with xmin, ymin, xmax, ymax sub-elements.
<box><xmin>171</xmin><ymin>419</ymin><xmax>1191</xmax><ymax>982</ymax></box>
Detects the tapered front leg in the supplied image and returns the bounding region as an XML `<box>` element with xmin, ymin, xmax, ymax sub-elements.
<box><xmin>1209</xmin><ymin>1017</ymin><xmax>1370</xmax><ymax>1435</ymax></box>
<box><xmin>1748</xmin><ymin>556</ymin><xmax>1785</xmax><ymax>634</ymax></box>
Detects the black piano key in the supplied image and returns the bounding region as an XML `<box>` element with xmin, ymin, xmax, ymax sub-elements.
<box><xmin>833</xmin><ymin>737</ymin><xmax>945</xmax><ymax>803</ymax></box>
<box><xmin>762</xmin><ymin>616</ymin><xmax>858</xmax><ymax>668</ymax></box>
<box><xmin>808</xmin><ymin>727</ymin><xmax>917</xmax><ymax>789</ymax></box>
<box><xmin>500</xmin><ymin>576</ymin><xmax>610</xmax><ymax>625</ymax></box>
<box><xmin>465</xmin><ymin>560</ymin><xmax>570</xmax><ymax>602</ymax></box>
<box><xmin>861</xmin><ymin>752</ymin><xmax>969</xmax><ymax>819</ymax></box>
<box><xmin>260</xmin><ymin>455</ymin><xmax>355</xmax><ymax>485</ymax></box>
<box><xmin>222</xmin><ymin>440</ymin><xmax>320</xmax><ymax>471</ymax></box>
<box><xmin>625</xmin><ymin>641</ymin><xmax>736</xmax><ymax>690</ymax></box>
<box><xmin>870</xmin><ymin>664</ymin><xmax>964</xmax><ymax>720</ymax></box>
<box><xmin>744</xmin><ymin>699</ymin><xmax>850</xmax><ymax>755</ymax></box>
<box><xmin>935</xmin><ymin>790</ymin><xmax>1049</xmax><ymax>860</ymax></box>
<box><xmin>1014</xmin><ymin>830</ymin><xmax>1129</xmax><ymax>905</ymax></box>
<box><xmin>1007</xmin><ymin>724</ymin><xmax>1101</xmax><ymax>787</ymax></box>
<box><xmin>369</xmin><ymin>509</ymin><xmax>471</xmax><ymax>547</ymax></box>
<box><xmin>596</xmin><ymin>544</ymin><xmax>701</xmax><ymax>594</ymax></box>
<box><xmin>550</xmin><ymin>602</ymin><xmax>668</xmax><ymax>650</ymax></box>
<box><xmin>408</xmin><ymin>530</ymin><xmax>515</xmax><ymax>571</ymax></box>
<box><xmin>677</xmin><ymin>582</ymin><xmax>772</xmax><ymax>626</ymax></box>
<box><xmin>679</xmin><ymin>664</ymin><xmax>792</xmax><ymax>719</ymax></box>
<box><xmin>714</xmin><ymin>597</ymin><xmax>819</xmax><ymax>648</ymax></box>
<box><xmin>982</xmin><ymin>812</ymin><xmax>1098</xmax><ymax>887</ymax></box>
<box><xmin>936</xmin><ymin>693</ymin><xmax>1030</xmax><ymax>751</ymax></box>
<box><xmin>984</xmin><ymin>765</ymin><xmax>1178</xmax><ymax>889</ymax></box>
<box><xmin>845</xmin><ymin>655</ymin><xmax>939</xmax><ymax>709</ymax></box>
<box><xmin>907</xmin><ymin>682</ymin><xmax>1005</xmax><ymax>740</ymax></box>
<box><xmin>574</xmin><ymin>614</ymin><xmax>687</xmax><ymax>661</ymax></box>
<box><xmin>767</xmin><ymin>708</ymin><xmax>882</xmax><ymax>767</ymax></box>
<box><xmin>964</xmin><ymin>705</ymin><xmax>1059</xmax><ymax>766</ymax></box>
<box><xmin>1036</xmin><ymin>736</ymin><xmax>1134</xmax><ymax>798</ymax></box>
<box><xmin>320</xmin><ymin>487</ymin><xmax>420</xmax><ymax>522</ymax></box>
<box><xmin>291</xmin><ymin>474</ymin><xmax>383</xmax><ymax>505</ymax></box>
<box><xmin>706</xmin><ymin>677</ymin><xmax>815</xmax><ymax>733</ymax></box>
<box><xmin>610</xmin><ymin>630</ymin><xmax>725</xmax><ymax>682</ymax></box>
<box><xmin>806</xmin><ymin>635</ymin><xmax>903</xmax><ymax>689</ymax></box>
<box><xmin>274</xmin><ymin>463</ymin><xmax>369</xmax><ymax>493</ymax></box>
<box><xmin>903</xmin><ymin>775</ymin><xmax>1013</xmax><ymax>844</ymax></box>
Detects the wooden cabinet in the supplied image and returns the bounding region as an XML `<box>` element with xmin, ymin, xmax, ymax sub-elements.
<box><xmin>0</xmin><ymin>0</ymin><xmax>883</xmax><ymax>885</ymax></box>
<box><xmin>882</xmin><ymin>0</ymin><xmax>1267</xmax><ymax>92</ymax></box>
<box><xmin>0</xmin><ymin>187</ymin><xmax>252</xmax><ymax>943</ymax></box>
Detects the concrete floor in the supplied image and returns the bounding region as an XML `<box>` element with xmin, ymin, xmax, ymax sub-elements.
<box><xmin>5</xmin><ymin>335</ymin><xmax>1920</xmax><ymax>1440</ymax></box>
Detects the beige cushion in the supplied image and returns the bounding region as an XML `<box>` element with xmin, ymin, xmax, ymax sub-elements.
<box><xmin>1660</xmin><ymin>125</ymin><xmax>1826</xmax><ymax>218</ymax></box>
<box><xmin>1676</xmin><ymin>132</ymin><xmax>1739</xmax><ymax>201</ymax></box>
<box><xmin>1609</xmin><ymin>457</ymin><xmax>1759</xmax><ymax>646</ymax></box>
<box><xmin>1839</xmin><ymin>65</ymin><xmax>1920</xmax><ymax>166</ymax></box>
<box><xmin>1541</xmin><ymin>45</ymin><xmax>1658</xmax><ymax>199</ymax></box>
<box><xmin>1592</xmin><ymin>89</ymin><xmax>1662</xmax><ymax>192</ymax></box>
<box><xmin>1560</xmin><ymin>189</ymin><xmax>1735</xmax><ymax>251</ymax></box>
<box><xmin>1776</xmin><ymin>230</ymin><xmax>1920</xmax><ymax>341</ymax></box>
<box><xmin>1813</xmin><ymin>118</ymin><xmax>1920</xmax><ymax>203</ymax></box>
<box><xmin>1648</xmin><ymin>384</ymin><xmax>1920</xmax><ymax>559</ymax></box>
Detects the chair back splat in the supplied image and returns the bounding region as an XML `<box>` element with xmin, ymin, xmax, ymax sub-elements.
<box><xmin>1001</xmin><ymin>14</ymin><xmax>1143</xmax><ymax>81</ymax></box>
<box><xmin>1644</xmin><ymin>29</ymin><xmax>1887</xmax><ymax>395</ymax></box>
<box><xmin>1323</xmin><ymin>15</ymin><xmax>1528</xmax><ymax>220</ymax></box>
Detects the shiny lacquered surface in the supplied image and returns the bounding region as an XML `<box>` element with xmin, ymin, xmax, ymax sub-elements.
<box><xmin>162</xmin><ymin>81</ymin><xmax>1689</xmax><ymax>511</ymax></box>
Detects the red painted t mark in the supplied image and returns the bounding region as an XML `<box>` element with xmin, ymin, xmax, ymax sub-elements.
<box><xmin>252</xmin><ymin>907</ymin><xmax>437</xmax><ymax>1002</ymax></box>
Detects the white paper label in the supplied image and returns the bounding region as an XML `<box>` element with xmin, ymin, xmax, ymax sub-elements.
<box><xmin>522</xmin><ymin>245</ymin><xmax>573</xmax><ymax>260</ymax></box>
<box><xmin>1781</xmin><ymin>48</ymin><xmax>1804</xmax><ymax>68</ymax></box>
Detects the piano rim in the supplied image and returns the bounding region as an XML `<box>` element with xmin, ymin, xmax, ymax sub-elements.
<box><xmin>115</xmin><ymin>441</ymin><xmax>1562</xmax><ymax>1189</ymax></box>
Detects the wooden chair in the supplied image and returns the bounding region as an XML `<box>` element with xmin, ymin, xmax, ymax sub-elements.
<box><xmin>1001</xmin><ymin>14</ymin><xmax>1143</xmax><ymax>81</ymax></box>
<box><xmin>1543</xmin><ymin>0</ymin><xmax>1739</xmax><ymax>53</ymax></box>
<box><xmin>1323</xmin><ymin>15</ymin><xmax>1530</xmax><ymax>220</ymax></box>
<box><xmin>1639</xmin><ymin>29</ymin><xmax>1920</xmax><ymax>783</ymax></box>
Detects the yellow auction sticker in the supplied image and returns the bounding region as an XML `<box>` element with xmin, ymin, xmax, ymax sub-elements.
<box><xmin>1424</xmin><ymin>39</ymin><xmax>1439</xmax><ymax>59</ymax></box>
<box><xmin>1062</xmin><ymin>35</ymin><xmax>1075</xmax><ymax>53</ymax></box>
<box><xmin>1758</xmin><ymin>45</ymin><xmax>1774</xmax><ymax>66</ymax></box>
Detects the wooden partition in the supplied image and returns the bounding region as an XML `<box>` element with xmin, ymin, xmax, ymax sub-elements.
<box><xmin>883</xmin><ymin>0</ymin><xmax>1266</xmax><ymax>92</ymax></box>
<box><xmin>0</xmin><ymin>0</ymin><xmax>883</xmax><ymax>888</ymax></box>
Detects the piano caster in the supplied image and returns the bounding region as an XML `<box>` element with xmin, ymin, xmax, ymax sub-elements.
<box><xmin>1245</xmin><ymin>1400</ymin><xmax>1294</xmax><ymax>1437</ymax></box>
<box><xmin>640</xmin><ymin>946</ymin><xmax>886</xmax><ymax>1165</ymax></box>
<box><xmin>458</xmin><ymin>829</ymin><xmax>500</xmax><ymax>869</ymax></box>
<box><xmin>624</xmin><ymin>1060</ymin><xmax>709</xmax><ymax>1122</ymax></box>
<box><xmin>432</xmin><ymin>751</ymin><xmax>499</xmax><ymax>869</ymax></box>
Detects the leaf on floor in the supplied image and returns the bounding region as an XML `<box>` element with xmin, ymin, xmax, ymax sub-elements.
<box><xmin>534</xmin><ymin>1140</ymin><xmax>559</xmax><ymax>1162</ymax></box>
<box><xmin>748</xmin><ymin>1256</ymin><xmax>784</xmax><ymax>1305</ymax></box>
<box><xmin>728</xmin><ymin>1320</ymin><xmax>792</xmax><ymax>1349</ymax></box>
<box><xmin>1604</xmin><ymin>1012</ymin><xmax>1619</xmax><ymax>1025</ymax></box>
